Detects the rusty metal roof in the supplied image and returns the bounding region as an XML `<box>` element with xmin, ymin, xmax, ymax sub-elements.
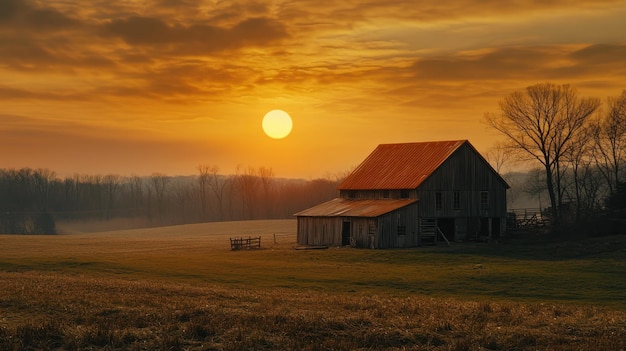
<box><xmin>294</xmin><ymin>198</ymin><xmax>417</xmax><ymax>217</ymax></box>
<box><xmin>338</xmin><ymin>140</ymin><xmax>467</xmax><ymax>190</ymax></box>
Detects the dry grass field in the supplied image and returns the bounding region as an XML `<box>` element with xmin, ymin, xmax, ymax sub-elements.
<box><xmin>1</xmin><ymin>219</ymin><xmax>626</xmax><ymax>350</ymax></box>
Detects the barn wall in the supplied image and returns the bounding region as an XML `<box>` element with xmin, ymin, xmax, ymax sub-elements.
<box><xmin>417</xmin><ymin>144</ymin><xmax>508</xmax><ymax>223</ymax></box>
<box><xmin>346</xmin><ymin>217</ymin><xmax>374</xmax><ymax>247</ymax></box>
<box><xmin>297</xmin><ymin>216</ymin><xmax>343</xmax><ymax>246</ymax></box>
<box><xmin>296</xmin><ymin>216</ymin><xmax>379</xmax><ymax>247</ymax></box>
<box><xmin>376</xmin><ymin>202</ymin><xmax>419</xmax><ymax>248</ymax></box>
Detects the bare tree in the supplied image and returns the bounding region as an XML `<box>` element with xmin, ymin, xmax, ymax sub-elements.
<box><xmin>72</xmin><ymin>174</ymin><xmax>81</xmax><ymax>211</ymax></box>
<box><xmin>172</xmin><ymin>177</ymin><xmax>194</xmax><ymax>223</ymax></box>
<box><xmin>523</xmin><ymin>168</ymin><xmax>548</xmax><ymax>210</ymax></box>
<box><xmin>501</xmin><ymin>172</ymin><xmax>523</xmax><ymax>208</ymax></box>
<box><xmin>129</xmin><ymin>175</ymin><xmax>144</xmax><ymax>216</ymax></box>
<box><xmin>234</xmin><ymin>166</ymin><xmax>258</xmax><ymax>220</ymax></box>
<box><xmin>150</xmin><ymin>173</ymin><xmax>170</xmax><ymax>222</ymax></box>
<box><xmin>32</xmin><ymin>168</ymin><xmax>56</xmax><ymax>212</ymax></box>
<box><xmin>577</xmin><ymin>159</ymin><xmax>605</xmax><ymax>215</ymax></box>
<box><xmin>206</xmin><ymin>165</ymin><xmax>227</xmax><ymax>221</ymax></box>
<box><xmin>196</xmin><ymin>164</ymin><xmax>211</xmax><ymax>221</ymax></box>
<box><xmin>103</xmin><ymin>174</ymin><xmax>122</xmax><ymax>219</ymax></box>
<box><xmin>485</xmin><ymin>142</ymin><xmax>513</xmax><ymax>173</ymax></box>
<box><xmin>563</xmin><ymin>125</ymin><xmax>595</xmax><ymax>222</ymax></box>
<box><xmin>592</xmin><ymin>90</ymin><xmax>626</xmax><ymax>195</ymax></box>
<box><xmin>82</xmin><ymin>174</ymin><xmax>103</xmax><ymax>214</ymax></box>
<box><xmin>258</xmin><ymin>166</ymin><xmax>275</xmax><ymax>218</ymax></box>
<box><xmin>486</xmin><ymin>83</ymin><xmax>600</xmax><ymax>225</ymax></box>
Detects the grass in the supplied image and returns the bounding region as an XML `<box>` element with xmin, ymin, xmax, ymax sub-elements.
<box><xmin>1</xmin><ymin>219</ymin><xmax>626</xmax><ymax>350</ymax></box>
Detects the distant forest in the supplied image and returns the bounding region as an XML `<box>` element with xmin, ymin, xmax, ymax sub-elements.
<box><xmin>1</xmin><ymin>163</ymin><xmax>623</xmax><ymax>235</ymax></box>
<box><xmin>0</xmin><ymin>166</ymin><xmax>341</xmax><ymax>234</ymax></box>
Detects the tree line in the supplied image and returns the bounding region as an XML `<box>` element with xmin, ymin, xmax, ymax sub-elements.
<box><xmin>0</xmin><ymin>166</ymin><xmax>341</xmax><ymax>234</ymax></box>
<box><xmin>487</xmin><ymin>83</ymin><xmax>626</xmax><ymax>230</ymax></box>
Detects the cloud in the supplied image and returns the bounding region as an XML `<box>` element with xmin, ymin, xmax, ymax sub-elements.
<box><xmin>0</xmin><ymin>0</ymin><xmax>20</xmax><ymax>21</ymax></box>
<box><xmin>101</xmin><ymin>16</ymin><xmax>288</xmax><ymax>54</ymax></box>
<box><xmin>406</xmin><ymin>44</ymin><xmax>626</xmax><ymax>82</ymax></box>
<box><xmin>276</xmin><ymin>0</ymin><xmax>626</xmax><ymax>25</ymax></box>
<box><xmin>0</xmin><ymin>1</ymin><xmax>288</xmax><ymax>101</ymax></box>
<box><xmin>570</xmin><ymin>44</ymin><xmax>626</xmax><ymax>65</ymax></box>
<box><xmin>409</xmin><ymin>47</ymin><xmax>555</xmax><ymax>81</ymax></box>
<box><xmin>1</xmin><ymin>0</ymin><xmax>624</xmax><ymax>107</ymax></box>
<box><xmin>0</xmin><ymin>39</ymin><xmax>115</xmax><ymax>71</ymax></box>
<box><xmin>0</xmin><ymin>0</ymin><xmax>79</xmax><ymax>30</ymax></box>
<box><xmin>0</xmin><ymin>85</ymin><xmax>93</xmax><ymax>100</ymax></box>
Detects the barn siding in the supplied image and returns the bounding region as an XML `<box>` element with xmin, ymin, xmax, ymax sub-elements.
<box><xmin>416</xmin><ymin>143</ymin><xmax>508</xmax><ymax>240</ymax></box>
<box><xmin>297</xmin><ymin>216</ymin><xmax>343</xmax><ymax>246</ymax></box>
<box><xmin>417</xmin><ymin>144</ymin><xmax>507</xmax><ymax>217</ymax></box>
<box><xmin>346</xmin><ymin>217</ymin><xmax>371</xmax><ymax>247</ymax></box>
<box><xmin>376</xmin><ymin>202</ymin><xmax>419</xmax><ymax>248</ymax></box>
<box><xmin>297</xmin><ymin>216</ymin><xmax>376</xmax><ymax>247</ymax></box>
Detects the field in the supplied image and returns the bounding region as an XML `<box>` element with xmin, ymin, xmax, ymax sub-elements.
<box><xmin>1</xmin><ymin>219</ymin><xmax>625</xmax><ymax>350</ymax></box>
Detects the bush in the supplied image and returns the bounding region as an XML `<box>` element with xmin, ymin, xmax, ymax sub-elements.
<box><xmin>606</xmin><ymin>182</ymin><xmax>626</xmax><ymax>212</ymax></box>
<box><xmin>34</xmin><ymin>212</ymin><xmax>56</xmax><ymax>234</ymax></box>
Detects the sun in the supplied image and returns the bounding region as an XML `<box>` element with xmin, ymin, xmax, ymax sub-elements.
<box><xmin>262</xmin><ymin>110</ymin><xmax>293</xmax><ymax>139</ymax></box>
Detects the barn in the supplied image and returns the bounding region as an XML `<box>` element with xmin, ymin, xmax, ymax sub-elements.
<box><xmin>295</xmin><ymin>140</ymin><xmax>509</xmax><ymax>248</ymax></box>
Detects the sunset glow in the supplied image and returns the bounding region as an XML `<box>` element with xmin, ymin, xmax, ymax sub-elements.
<box><xmin>1</xmin><ymin>0</ymin><xmax>626</xmax><ymax>178</ymax></box>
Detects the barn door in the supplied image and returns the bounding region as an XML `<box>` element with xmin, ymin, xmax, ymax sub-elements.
<box><xmin>341</xmin><ymin>221</ymin><xmax>351</xmax><ymax>246</ymax></box>
<box><xmin>438</xmin><ymin>218</ymin><xmax>455</xmax><ymax>242</ymax></box>
<box><xmin>491</xmin><ymin>218</ymin><xmax>501</xmax><ymax>239</ymax></box>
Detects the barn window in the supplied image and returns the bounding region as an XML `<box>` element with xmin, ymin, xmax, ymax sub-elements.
<box><xmin>369</xmin><ymin>222</ymin><xmax>376</xmax><ymax>235</ymax></box>
<box><xmin>453</xmin><ymin>191</ymin><xmax>461</xmax><ymax>209</ymax></box>
<box><xmin>435</xmin><ymin>192</ymin><xmax>442</xmax><ymax>210</ymax></box>
<box><xmin>400</xmin><ymin>189</ymin><xmax>410</xmax><ymax>198</ymax></box>
<box><xmin>480</xmin><ymin>191</ymin><xmax>489</xmax><ymax>208</ymax></box>
<box><xmin>397</xmin><ymin>225</ymin><xmax>406</xmax><ymax>236</ymax></box>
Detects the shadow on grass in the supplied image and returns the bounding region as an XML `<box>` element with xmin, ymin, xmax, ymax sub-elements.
<box><xmin>427</xmin><ymin>230</ymin><xmax>626</xmax><ymax>261</ymax></box>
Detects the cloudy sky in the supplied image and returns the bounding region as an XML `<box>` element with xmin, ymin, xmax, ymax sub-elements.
<box><xmin>2</xmin><ymin>0</ymin><xmax>626</xmax><ymax>178</ymax></box>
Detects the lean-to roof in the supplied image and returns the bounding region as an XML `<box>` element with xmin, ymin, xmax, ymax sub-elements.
<box><xmin>294</xmin><ymin>198</ymin><xmax>417</xmax><ymax>217</ymax></box>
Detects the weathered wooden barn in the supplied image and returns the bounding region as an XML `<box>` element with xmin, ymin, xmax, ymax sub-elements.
<box><xmin>295</xmin><ymin>140</ymin><xmax>509</xmax><ymax>248</ymax></box>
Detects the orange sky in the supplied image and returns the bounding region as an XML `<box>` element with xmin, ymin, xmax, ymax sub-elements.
<box><xmin>1</xmin><ymin>0</ymin><xmax>626</xmax><ymax>179</ymax></box>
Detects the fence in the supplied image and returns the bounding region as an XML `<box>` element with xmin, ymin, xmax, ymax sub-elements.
<box><xmin>230</xmin><ymin>236</ymin><xmax>261</xmax><ymax>250</ymax></box>
<box><xmin>507</xmin><ymin>208</ymin><xmax>546</xmax><ymax>229</ymax></box>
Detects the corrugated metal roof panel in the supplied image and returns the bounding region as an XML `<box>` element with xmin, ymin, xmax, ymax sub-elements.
<box><xmin>338</xmin><ymin>140</ymin><xmax>467</xmax><ymax>190</ymax></box>
<box><xmin>294</xmin><ymin>198</ymin><xmax>417</xmax><ymax>217</ymax></box>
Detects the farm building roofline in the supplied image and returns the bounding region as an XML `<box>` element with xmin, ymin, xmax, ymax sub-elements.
<box><xmin>294</xmin><ymin>198</ymin><xmax>417</xmax><ymax>218</ymax></box>
<box><xmin>337</xmin><ymin>140</ymin><xmax>509</xmax><ymax>190</ymax></box>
